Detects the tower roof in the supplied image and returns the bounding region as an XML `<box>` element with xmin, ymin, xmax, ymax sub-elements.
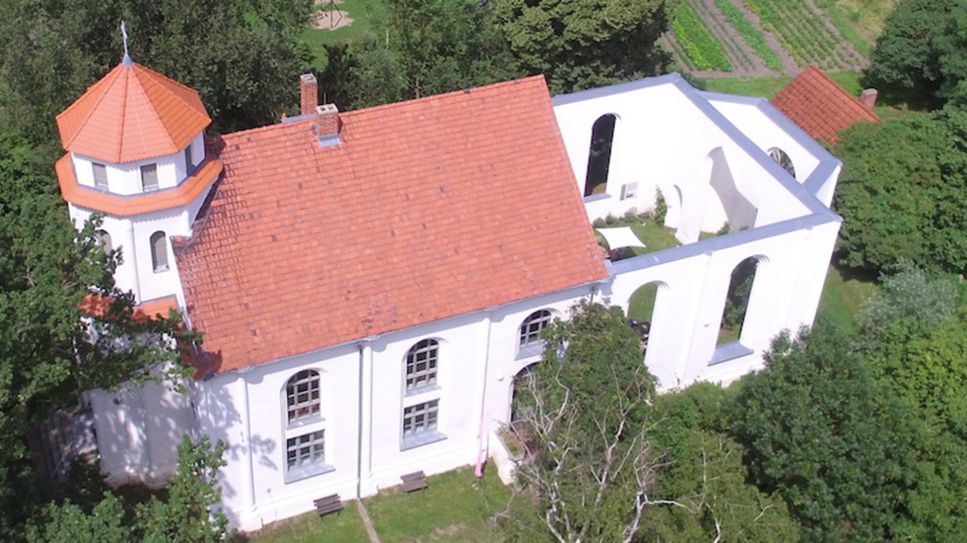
<box><xmin>56</xmin><ymin>63</ymin><xmax>211</xmax><ymax>163</ymax></box>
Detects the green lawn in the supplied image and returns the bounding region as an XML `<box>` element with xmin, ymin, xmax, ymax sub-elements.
<box><xmin>366</xmin><ymin>466</ymin><xmax>509</xmax><ymax>543</ymax></box>
<box><xmin>816</xmin><ymin>262</ymin><xmax>879</xmax><ymax>335</ymax></box>
<box><xmin>244</xmin><ymin>465</ymin><xmax>510</xmax><ymax>543</ymax></box>
<box><xmin>299</xmin><ymin>0</ymin><xmax>387</xmax><ymax>70</ymax></box>
<box><xmin>240</xmin><ymin>505</ymin><xmax>369</xmax><ymax>543</ymax></box>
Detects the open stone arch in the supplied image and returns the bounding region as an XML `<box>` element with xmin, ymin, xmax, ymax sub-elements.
<box><xmin>627</xmin><ymin>280</ymin><xmax>670</xmax><ymax>358</ymax></box>
<box><xmin>716</xmin><ymin>254</ymin><xmax>771</xmax><ymax>350</ymax></box>
<box><xmin>584</xmin><ymin>113</ymin><xmax>620</xmax><ymax>197</ymax></box>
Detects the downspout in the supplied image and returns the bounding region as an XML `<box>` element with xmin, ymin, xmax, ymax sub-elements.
<box><xmin>125</xmin><ymin>221</ymin><xmax>143</xmax><ymax>301</ymax></box>
<box><xmin>355</xmin><ymin>344</ymin><xmax>365</xmax><ymax>498</ymax></box>
<box><xmin>474</xmin><ymin>313</ymin><xmax>494</xmax><ymax>478</ymax></box>
<box><xmin>240</xmin><ymin>376</ymin><xmax>257</xmax><ymax>517</ymax></box>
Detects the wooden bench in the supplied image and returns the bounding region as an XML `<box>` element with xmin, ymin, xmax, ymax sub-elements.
<box><xmin>401</xmin><ymin>470</ymin><xmax>428</xmax><ymax>493</ymax></box>
<box><xmin>314</xmin><ymin>494</ymin><xmax>343</xmax><ymax>518</ymax></box>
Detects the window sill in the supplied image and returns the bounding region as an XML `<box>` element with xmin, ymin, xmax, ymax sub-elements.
<box><xmin>515</xmin><ymin>341</ymin><xmax>544</xmax><ymax>361</ymax></box>
<box><xmin>583</xmin><ymin>192</ymin><xmax>612</xmax><ymax>203</ymax></box>
<box><xmin>400</xmin><ymin>431</ymin><xmax>447</xmax><ymax>451</ymax></box>
<box><xmin>287</xmin><ymin>415</ymin><xmax>324</xmax><ymax>431</ymax></box>
<box><xmin>284</xmin><ymin>462</ymin><xmax>334</xmax><ymax>484</ymax></box>
<box><xmin>153</xmin><ymin>266</ymin><xmax>169</xmax><ymax>273</ymax></box>
<box><xmin>709</xmin><ymin>341</ymin><xmax>753</xmax><ymax>366</ymax></box>
<box><xmin>404</xmin><ymin>384</ymin><xmax>439</xmax><ymax>397</ymax></box>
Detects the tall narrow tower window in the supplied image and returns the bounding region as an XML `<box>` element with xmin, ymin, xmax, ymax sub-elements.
<box><xmin>92</xmin><ymin>163</ymin><xmax>109</xmax><ymax>190</ymax></box>
<box><xmin>141</xmin><ymin>164</ymin><xmax>159</xmax><ymax>192</ymax></box>
<box><xmin>184</xmin><ymin>145</ymin><xmax>194</xmax><ymax>175</ymax></box>
<box><xmin>150</xmin><ymin>231</ymin><xmax>168</xmax><ymax>272</ymax></box>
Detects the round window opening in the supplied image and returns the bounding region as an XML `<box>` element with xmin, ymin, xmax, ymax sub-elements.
<box><xmin>768</xmin><ymin>148</ymin><xmax>796</xmax><ymax>179</ymax></box>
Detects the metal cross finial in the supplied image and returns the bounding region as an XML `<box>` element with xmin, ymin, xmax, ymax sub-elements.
<box><xmin>121</xmin><ymin>21</ymin><xmax>132</xmax><ymax>66</ymax></box>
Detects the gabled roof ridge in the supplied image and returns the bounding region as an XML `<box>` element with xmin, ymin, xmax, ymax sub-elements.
<box><xmin>220</xmin><ymin>75</ymin><xmax>550</xmax><ymax>143</ymax></box>
<box><xmin>800</xmin><ymin>66</ymin><xmax>878</xmax><ymax>121</ymax></box>
<box><xmin>58</xmin><ymin>65</ymin><xmax>124</xmax><ymax>150</ymax></box>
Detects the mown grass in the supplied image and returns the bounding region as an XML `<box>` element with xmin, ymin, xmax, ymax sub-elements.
<box><xmin>816</xmin><ymin>262</ymin><xmax>879</xmax><ymax>335</ymax></box>
<box><xmin>240</xmin><ymin>505</ymin><xmax>369</xmax><ymax>543</ymax></box>
<box><xmin>366</xmin><ymin>466</ymin><xmax>510</xmax><ymax>543</ymax></box>
<box><xmin>299</xmin><ymin>0</ymin><xmax>387</xmax><ymax>70</ymax></box>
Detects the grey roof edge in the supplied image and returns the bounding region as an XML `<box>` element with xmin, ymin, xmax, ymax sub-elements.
<box><xmin>552</xmin><ymin>73</ymin><xmax>686</xmax><ymax>106</ymax></box>
<box><xmin>609</xmin><ymin>211</ymin><xmax>841</xmax><ymax>276</ymax></box>
<box><xmin>672</xmin><ymin>79</ymin><xmax>832</xmax><ymax>216</ymax></box>
<box><xmin>803</xmin><ymin>158</ymin><xmax>843</xmax><ymax>195</ymax></box>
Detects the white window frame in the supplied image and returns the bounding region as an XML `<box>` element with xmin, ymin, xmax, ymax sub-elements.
<box><xmin>404</xmin><ymin>339</ymin><xmax>438</xmax><ymax>393</ymax></box>
<box><xmin>519</xmin><ymin>310</ymin><xmax>553</xmax><ymax>349</ymax></box>
<box><xmin>620</xmin><ymin>182</ymin><xmax>638</xmax><ymax>200</ymax></box>
<box><xmin>140</xmin><ymin>163</ymin><xmax>159</xmax><ymax>192</ymax></box>
<box><xmin>281</xmin><ymin>369</ymin><xmax>332</xmax><ymax>482</ymax></box>
<box><xmin>92</xmin><ymin>162</ymin><xmax>109</xmax><ymax>191</ymax></box>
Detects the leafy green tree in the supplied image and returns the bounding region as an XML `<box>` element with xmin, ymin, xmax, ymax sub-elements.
<box><xmin>27</xmin><ymin>437</ymin><xmax>230</xmax><ymax>543</ymax></box>
<box><xmin>0</xmin><ymin>130</ymin><xmax>187</xmax><ymax>538</ymax></box>
<box><xmin>492</xmin><ymin>0</ymin><xmax>673</xmax><ymax>94</ymax></box>
<box><xmin>321</xmin><ymin>0</ymin><xmax>520</xmax><ymax>109</ymax></box>
<box><xmin>732</xmin><ymin>323</ymin><xmax>919</xmax><ymax>542</ymax></box>
<box><xmin>833</xmin><ymin>109</ymin><xmax>967</xmax><ymax>275</ymax></box>
<box><xmin>642</xmin><ymin>383</ymin><xmax>800</xmax><ymax>542</ymax></box>
<box><xmin>0</xmin><ymin>0</ymin><xmax>312</xmax><ymax>144</ymax></box>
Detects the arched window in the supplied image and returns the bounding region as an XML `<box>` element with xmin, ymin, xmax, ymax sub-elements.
<box><xmin>405</xmin><ymin>339</ymin><xmax>439</xmax><ymax>392</ymax></box>
<box><xmin>584</xmin><ymin>114</ymin><xmax>617</xmax><ymax>197</ymax></box>
<box><xmin>718</xmin><ymin>257</ymin><xmax>761</xmax><ymax>345</ymax></box>
<box><xmin>285</xmin><ymin>369</ymin><xmax>321</xmax><ymax>423</ymax></box>
<box><xmin>519</xmin><ymin>310</ymin><xmax>553</xmax><ymax>348</ymax></box>
<box><xmin>150</xmin><ymin>231</ymin><xmax>168</xmax><ymax>272</ymax></box>
<box><xmin>95</xmin><ymin>230</ymin><xmax>112</xmax><ymax>253</ymax></box>
<box><xmin>768</xmin><ymin>148</ymin><xmax>796</xmax><ymax>179</ymax></box>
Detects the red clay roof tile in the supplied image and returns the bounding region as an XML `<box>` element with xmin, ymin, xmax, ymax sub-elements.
<box><xmin>771</xmin><ymin>66</ymin><xmax>879</xmax><ymax>144</ymax></box>
<box><xmin>175</xmin><ymin>76</ymin><xmax>607</xmax><ymax>372</ymax></box>
<box><xmin>56</xmin><ymin>63</ymin><xmax>211</xmax><ymax>163</ymax></box>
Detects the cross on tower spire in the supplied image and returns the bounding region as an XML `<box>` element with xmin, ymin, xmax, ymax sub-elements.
<box><xmin>120</xmin><ymin>21</ymin><xmax>132</xmax><ymax>66</ymax></box>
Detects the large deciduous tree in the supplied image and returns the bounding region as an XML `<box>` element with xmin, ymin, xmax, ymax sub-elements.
<box><xmin>492</xmin><ymin>0</ymin><xmax>673</xmax><ymax>94</ymax></box>
<box><xmin>833</xmin><ymin>108</ymin><xmax>967</xmax><ymax>275</ymax></box>
<box><xmin>732</xmin><ymin>323</ymin><xmax>919</xmax><ymax>542</ymax></box>
<box><xmin>0</xmin><ymin>130</ymin><xmax>188</xmax><ymax>538</ymax></box>
<box><xmin>0</xmin><ymin>0</ymin><xmax>312</xmax><ymax>144</ymax></box>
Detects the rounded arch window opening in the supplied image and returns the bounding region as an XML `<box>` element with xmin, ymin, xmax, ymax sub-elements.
<box><xmin>718</xmin><ymin>256</ymin><xmax>765</xmax><ymax>345</ymax></box>
<box><xmin>628</xmin><ymin>281</ymin><xmax>667</xmax><ymax>354</ymax></box>
<box><xmin>584</xmin><ymin>114</ymin><xmax>618</xmax><ymax>197</ymax></box>
<box><xmin>519</xmin><ymin>309</ymin><xmax>554</xmax><ymax>349</ymax></box>
<box><xmin>284</xmin><ymin>369</ymin><xmax>321</xmax><ymax>424</ymax></box>
<box><xmin>768</xmin><ymin>147</ymin><xmax>796</xmax><ymax>179</ymax></box>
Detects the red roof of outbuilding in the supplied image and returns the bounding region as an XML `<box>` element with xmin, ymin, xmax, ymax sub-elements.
<box><xmin>56</xmin><ymin>63</ymin><xmax>211</xmax><ymax>163</ymax></box>
<box><xmin>771</xmin><ymin>66</ymin><xmax>878</xmax><ymax>144</ymax></box>
<box><xmin>175</xmin><ymin>76</ymin><xmax>607</xmax><ymax>373</ymax></box>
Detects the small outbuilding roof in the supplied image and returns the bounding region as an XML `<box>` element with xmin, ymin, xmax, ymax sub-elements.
<box><xmin>771</xmin><ymin>66</ymin><xmax>878</xmax><ymax>144</ymax></box>
<box><xmin>56</xmin><ymin>62</ymin><xmax>211</xmax><ymax>163</ymax></box>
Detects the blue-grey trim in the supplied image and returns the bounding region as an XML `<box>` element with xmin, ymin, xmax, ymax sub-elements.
<box><xmin>282</xmin><ymin>113</ymin><xmax>316</xmax><ymax>124</ymax></box>
<box><xmin>709</xmin><ymin>342</ymin><xmax>753</xmax><ymax>365</ymax></box>
<box><xmin>552</xmin><ymin>73</ymin><xmax>686</xmax><ymax>106</ymax></box>
<box><xmin>803</xmin><ymin>159</ymin><xmax>841</xmax><ymax>195</ymax></box>
<box><xmin>583</xmin><ymin>192</ymin><xmax>611</xmax><ymax>203</ymax></box>
<box><xmin>696</xmin><ymin>91</ymin><xmax>767</xmax><ymax>105</ymax></box>
<box><xmin>609</xmin><ymin>211</ymin><xmax>840</xmax><ymax>275</ymax></box>
<box><xmin>318</xmin><ymin>134</ymin><xmax>342</xmax><ymax>148</ymax></box>
<box><xmin>284</xmin><ymin>462</ymin><xmax>335</xmax><ymax>483</ymax></box>
<box><xmin>400</xmin><ymin>431</ymin><xmax>446</xmax><ymax>451</ymax></box>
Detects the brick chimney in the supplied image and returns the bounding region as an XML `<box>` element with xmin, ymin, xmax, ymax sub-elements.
<box><xmin>314</xmin><ymin>104</ymin><xmax>341</xmax><ymax>146</ymax></box>
<box><xmin>300</xmin><ymin>73</ymin><xmax>318</xmax><ymax>116</ymax></box>
<box><xmin>860</xmin><ymin>88</ymin><xmax>878</xmax><ymax>110</ymax></box>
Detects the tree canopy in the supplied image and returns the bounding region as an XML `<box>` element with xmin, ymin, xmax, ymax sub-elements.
<box><xmin>832</xmin><ymin>108</ymin><xmax>967</xmax><ymax>275</ymax></box>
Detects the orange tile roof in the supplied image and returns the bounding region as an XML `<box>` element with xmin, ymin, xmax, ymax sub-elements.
<box><xmin>175</xmin><ymin>76</ymin><xmax>607</xmax><ymax>373</ymax></box>
<box><xmin>80</xmin><ymin>294</ymin><xmax>179</xmax><ymax>322</ymax></box>
<box><xmin>771</xmin><ymin>67</ymin><xmax>879</xmax><ymax>144</ymax></box>
<box><xmin>56</xmin><ymin>63</ymin><xmax>211</xmax><ymax>163</ymax></box>
<box><xmin>56</xmin><ymin>153</ymin><xmax>222</xmax><ymax>216</ymax></box>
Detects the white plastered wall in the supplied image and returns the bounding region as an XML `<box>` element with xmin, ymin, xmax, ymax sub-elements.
<box><xmin>70</xmin><ymin>134</ymin><xmax>204</xmax><ymax>195</ymax></box>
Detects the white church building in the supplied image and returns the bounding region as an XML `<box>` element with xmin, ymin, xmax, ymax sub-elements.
<box><xmin>53</xmin><ymin>57</ymin><xmax>841</xmax><ymax>530</ymax></box>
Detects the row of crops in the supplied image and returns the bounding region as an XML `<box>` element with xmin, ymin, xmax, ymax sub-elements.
<box><xmin>667</xmin><ymin>0</ymin><xmax>867</xmax><ymax>74</ymax></box>
<box><xmin>741</xmin><ymin>0</ymin><xmax>864</xmax><ymax>70</ymax></box>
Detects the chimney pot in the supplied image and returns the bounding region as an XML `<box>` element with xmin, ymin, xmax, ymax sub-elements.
<box><xmin>314</xmin><ymin>104</ymin><xmax>341</xmax><ymax>146</ymax></box>
<box><xmin>300</xmin><ymin>73</ymin><xmax>318</xmax><ymax>116</ymax></box>
<box><xmin>860</xmin><ymin>88</ymin><xmax>878</xmax><ymax>110</ymax></box>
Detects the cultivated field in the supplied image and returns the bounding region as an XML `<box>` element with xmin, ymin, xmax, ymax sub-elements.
<box><xmin>666</xmin><ymin>0</ymin><xmax>895</xmax><ymax>77</ymax></box>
